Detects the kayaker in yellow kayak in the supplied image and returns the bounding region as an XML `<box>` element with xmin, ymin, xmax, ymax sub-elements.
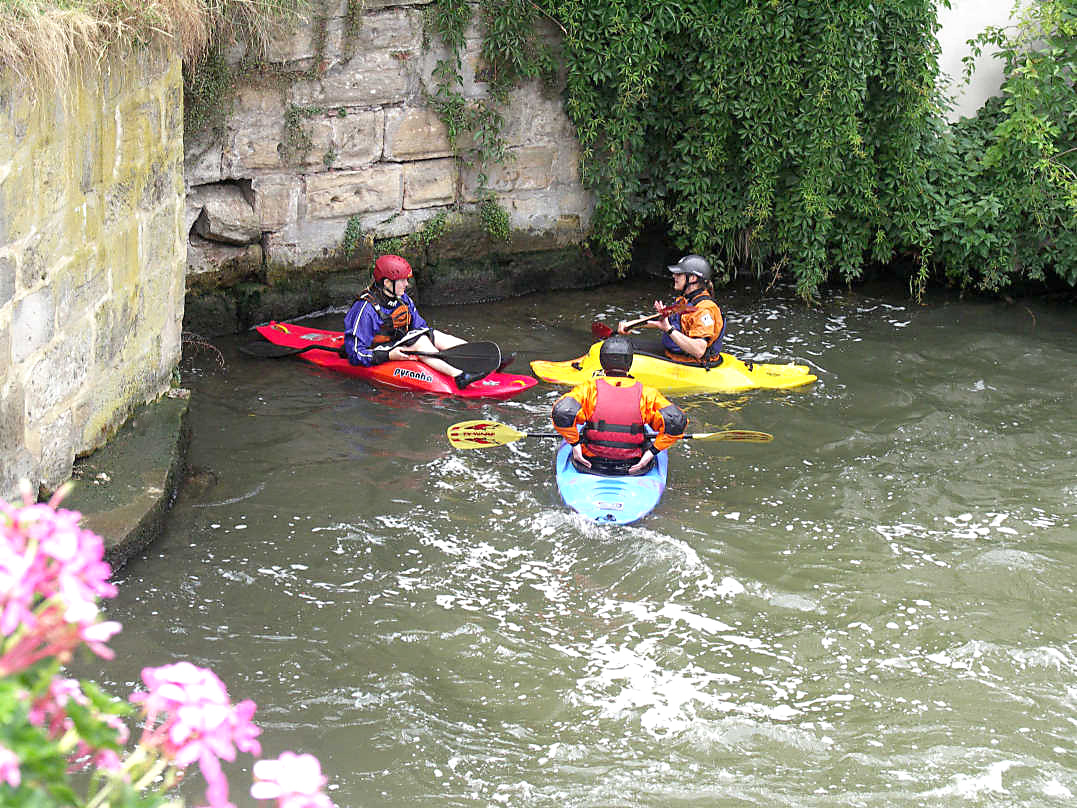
<box><xmin>618</xmin><ymin>254</ymin><xmax>726</xmax><ymax>366</ymax></box>
<box><xmin>552</xmin><ymin>335</ymin><xmax>687</xmax><ymax>475</ymax></box>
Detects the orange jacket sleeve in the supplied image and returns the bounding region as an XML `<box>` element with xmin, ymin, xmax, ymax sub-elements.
<box><xmin>552</xmin><ymin>381</ymin><xmax>597</xmax><ymax>444</ymax></box>
<box><xmin>640</xmin><ymin>387</ymin><xmax>686</xmax><ymax>452</ymax></box>
<box><xmin>679</xmin><ymin>299</ymin><xmax>723</xmax><ymax>343</ymax></box>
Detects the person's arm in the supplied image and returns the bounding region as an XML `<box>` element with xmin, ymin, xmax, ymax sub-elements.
<box><xmin>346</xmin><ymin>303</ymin><xmax>388</xmax><ymax>366</ymax></box>
<box><xmin>667</xmin><ymin>303</ymin><xmax>721</xmax><ymax>358</ymax></box>
<box><xmin>552</xmin><ymin>383</ymin><xmax>594</xmax><ymax>443</ymax></box>
<box><xmin>644</xmin><ymin>389</ymin><xmax>687</xmax><ymax>452</ymax></box>
<box><xmin>553</xmin><ymin>383</ymin><xmax>598</xmax><ymax>466</ymax></box>
<box><xmin>663</xmin><ymin>327</ymin><xmax>708</xmax><ymax>358</ymax></box>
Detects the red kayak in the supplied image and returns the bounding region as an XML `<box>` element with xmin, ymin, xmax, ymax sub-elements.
<box><xmin>253</xmin><ymin>322</ymin><xmax>538</xmax><ymax>400</ymax></box>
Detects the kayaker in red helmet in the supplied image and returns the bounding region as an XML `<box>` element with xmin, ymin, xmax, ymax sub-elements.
<box><xmin>551</xmin><ymin>334</ymin><xmax>687</xmax><ymax>475</ymax></box>
<box><xmin>618</xmin><ymin>254</ymin><xmax>726</xmax><ymax>365</ymax></box>
<box><xmin>344</xmin><ymin>255</ymin><xmax>504</xmax><ymax>388</ymax></box>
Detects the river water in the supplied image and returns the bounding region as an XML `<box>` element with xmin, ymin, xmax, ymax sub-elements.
<box><xmin>86</xmin><ymin>278</ymin><xmax>1076</xmax><ymax>807</ymax></box>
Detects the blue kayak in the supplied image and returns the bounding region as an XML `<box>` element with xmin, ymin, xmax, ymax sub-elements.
<box><xmin>554</xmin><ymin>442</ymin><xmax>669</xmax><ymax>525</ymax></box>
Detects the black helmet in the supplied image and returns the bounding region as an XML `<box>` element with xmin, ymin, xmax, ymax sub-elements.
<box><xmin>668</xmin><ymin>254</ymin><xmax>711</xmax><ymax>281</ymax></box>
<box><xmin>599</xmin><ymin>334</ymin><xmax>634</xmax><ymax>374</ymax></box>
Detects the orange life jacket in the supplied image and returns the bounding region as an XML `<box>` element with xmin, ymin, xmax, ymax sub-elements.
<box><xmin>663</xmin><ymin>287</ymin><xmax>725</xmax><ymax>365</ymax></box>
<box><xmin>360</xmin><ymin>290</ymin><xmax>411</xmax><ymax>345</ymax></box>
<box><xmin>581</xmin><ymin>379</ymin><xmax>647</xmax><ymax>460</ymax></box>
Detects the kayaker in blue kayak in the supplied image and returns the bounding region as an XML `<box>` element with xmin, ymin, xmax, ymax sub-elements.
<box><xmin>618</xmin><ymin>254</ymin><xmax>726</xmax><ymax>365</ymax></box>
<box><xmin>551</xmin><ymin>335</ymin><xmax>687</xmax><ymax>475</ymax></box>
<box><xmin>343</xmin><ymin>254</ymin><xmax>492</xmax><ymax>389</ymax></box>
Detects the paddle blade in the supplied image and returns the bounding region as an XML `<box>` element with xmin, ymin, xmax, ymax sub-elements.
<box><xmin>446</xmin><ymin>420</ymin><xmax>526</xmax><ymax>449</ymax></box>
<box><xmin>591</xmin><ymin>321</ymin><xmax>614</xmax><ymax>338</ymax></box>
<box><xmin>405</xmin><ymin>341</ymin><xmax>501</xmax><ymax>374</ymax></box>
<box><xmin>688</xmin><ymin>429</ymin><xmax>773</xmax><ymax>443</ymax></box>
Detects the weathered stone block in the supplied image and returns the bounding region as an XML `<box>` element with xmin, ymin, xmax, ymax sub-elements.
<box><xmin>104</xmin><ymin>181</ymin><xmax>134</xmax><ymax>230</ymax></box>
<box><xmin>384</xmin><ymin>107</ymin><xmax>452</xmax><ymax>161</ymax></box>
<box><xmin>0</xmin><ymin>320</ymin><xmax>10</xmax><ymax>383</ymax></box>
<box><xmin>37</xmin><ymin>410</ymin><xmax>76</xmax><ymax>494</ymax></box>
<box><xmin>140</xmin><ymin>161</ymin><xmax>177</xmax><ymax>210</ymax></box>
<box><xmin>291</xmin><ymin>53</ymin><xmax>415</xmax><ymax>109</ymax></box>
<box><xmin>499</xmin><ymin>191</ymin><xmax>595</xmax><ymax>241</ymax></box>
<box><xmin>117</xmin><ymin>102</ymin><xmax>153</xmax><ymax>173</ymax></box>
<box><xmin>0</xmin><ymin>380</ymin><xmax>24</xmax><ymax>455</ymax></box>
<box><xmin>498</xmin><ymin>83</ymin><xmax>577</xmax><ymax>148</ymax></box>
<box><xmin>331</xmin><ymin>109</ymin><xmax>383</xmax><ymax>168</ymax></box>
<box><xmin>306</xmin><ymin>165</ymin><xmax>402</xmax><ymax>219</ymax></box>
<box><xmin>0</xmin><ymin>253</ymin><xmax>14</xmax><ymax>307</ymax></box>
<box><xmin>192</xmin><ymin>184</ymin><xmax>260</xmax><ymax>245</ymax></box>
<box><xmin>25</xmin><ymin>332</ymin><xmax>90</xmax><ymax>423</ymax></box>
<box><xmin>462</xmin><ymin>146</ymin><xmax>556</xmax><ymax>200</ymax></box>
<box><xmin>186</xmin><ymin>237</ymin><xmax>264</xmax><ymax>278</ymax></box>
<box><xmin>53</xmin><ymin>255</ymin><xmax>107</xmax><ymax>332</ymax></box>
<box><xmin>12</xmin><ymin>287</ymin><xmax>54</xmax><ymax>363</ymax></box>
<box><xmin>0</xmin><ymin>159</ymin><xmax>34</xmax><ymax>245</ymax></box>
<box><xmin>94</xmin><ymin>295</ymin><xmax>133</xmax><ymax>365</ymax></box>
<box><xmin>264</xmin><ymin>18</ymin><xmax>339</xmax><ymax>64</ymax></box>
<box><xmin>185</xmin><ymin>128</ymin><xmax>224</xmax><ymax>186</ymax></box>
<box><xmin>251</xmin><ymin>176</ymin><xmax>299</xmax><ymax>231</ymax></box>
<box><xmin>79</xmin><ymin>125</ymin><xmax>103</xmax><ymax>194</ymax></box>
<box><xmin>144</xmin><ymin>204</ymin><xmax>183</xmax><ymax>268</ymax></box>
<box><xmin>404</xmin><ymin>159</ymin><xmax>456</xmax><ymax>209</ymax></box>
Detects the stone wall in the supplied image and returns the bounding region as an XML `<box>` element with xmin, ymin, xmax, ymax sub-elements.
<box><xmin>183</xmin><ymin>0</ymin><xmax>596</xmax><ymax>321</ymax></box>
<box><xmin>0</xmin><ymin>50</ymin><xmax>187</xmax><ymax>502</ymax></box>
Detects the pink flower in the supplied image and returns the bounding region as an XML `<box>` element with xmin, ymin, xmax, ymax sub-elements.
<box><xmin>131</xmin><ymin>662</ymin><xmax>262</xmax><ymax>808</ymax></box>
<box><xmin>0</xmin><ymin>745</ymin><xmax>19</xmax><ymax>788</ymax></box>
<box><xmin>251</xmin><ymin>752</ymin><xmax>335</xmax><ymax>808</ymax></box>
<box><xmin>0</xmin><ymin>497</ymin><xmax>119</xmax><ymax>674</ymax></box>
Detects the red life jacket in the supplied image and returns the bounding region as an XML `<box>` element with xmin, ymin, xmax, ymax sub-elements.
<box><xmin>360</xmin><ymin>291</ymin><xmax>411</xmax><ymax>345</ymax></box>
<box><xmin>581</xmin><ymin>379</ymin><xmax>646</xmax><ymax>460</ymax></box>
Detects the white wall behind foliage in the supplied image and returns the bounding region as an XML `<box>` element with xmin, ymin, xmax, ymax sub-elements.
<box><xmin>937</xmin><ymin>0</ymin><xmax>1028</xmax><ymax>121</ymax></box>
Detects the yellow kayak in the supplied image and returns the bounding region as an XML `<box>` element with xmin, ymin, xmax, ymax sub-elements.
<box><xmin>530</xmin><ymin>342</ymin><xmax>817</xmax><ymax>395</ymax></box>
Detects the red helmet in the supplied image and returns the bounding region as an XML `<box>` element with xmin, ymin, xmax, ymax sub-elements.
<box><xmin>373</xmin><ymin>254</ymin><xmax>412</xmax><ymax>282</ymax></box>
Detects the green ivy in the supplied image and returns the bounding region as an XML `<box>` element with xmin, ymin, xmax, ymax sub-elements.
<box><xmin>427</xmin><ymin>0</ymin><xmax>1076</xmax><ymax>298</ymax></box>
<box><xmin>342</xmin><ymin>212</ymin><xmax>450</xmax><ymax>263</ymax></box>
<box><xmin>920</xmin><ymin>0</ymin><xmax>1077</xmax><ymax>291</ymax></box>
<box><xmin>479</xmin><ymin>196</ymin><xmax>511</xmax><ymax>242</ymax></box>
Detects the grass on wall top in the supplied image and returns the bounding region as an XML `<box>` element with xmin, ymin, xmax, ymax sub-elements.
<box><xmin>0</xmin><ymin>0</ymin><xmax>307</xmax><ymax>90</ymax></box>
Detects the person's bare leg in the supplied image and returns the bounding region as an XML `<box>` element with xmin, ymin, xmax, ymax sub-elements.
<box><xmin>400</xmin><ymin>333</ymin><xmax>462</xmax><ymax>377</ymax></box>
<box><xmin>430</xmin><ymin>330</ymin><xmax>466</xmax><ymax>351</ymax></box>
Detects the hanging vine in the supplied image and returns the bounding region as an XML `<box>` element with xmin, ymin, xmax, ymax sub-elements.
<box><xmin>426</xmin><ymin>0</ymin><xmax>1077</xmax><ymax>299</ymax></box>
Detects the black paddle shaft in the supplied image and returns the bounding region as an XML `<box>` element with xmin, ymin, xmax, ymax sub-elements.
<box><xmin>240</xmin><ymin>338</ymin><xmax>501</xmax><ymax>374</ymax></box>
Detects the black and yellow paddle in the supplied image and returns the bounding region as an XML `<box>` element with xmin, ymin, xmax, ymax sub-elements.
<box><xmin>446</xmin><ymin>419</ymin><xmax>773</xmax><ymax>450</ymax></box>
<box><xmin>240</xmin><ymin>339</ymin><xmax>503</xmax><ymax>375</ymax></box>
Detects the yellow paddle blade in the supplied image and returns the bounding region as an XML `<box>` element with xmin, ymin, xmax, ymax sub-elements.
<box><xmin>446</xmin><ymin>420</ymin><xmax>527</xmax><ymax>449</ymax></box>
<box><xmin>688</xmin><ymin>429</ymin><xmax>773</xmax><ymax>443</ymax></box>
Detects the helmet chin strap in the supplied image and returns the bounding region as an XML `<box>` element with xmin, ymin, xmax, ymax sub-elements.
<box><xmin>378</xmin><ymin>279</ymin><xmax>400</xmax><ymax>307</ymax></box>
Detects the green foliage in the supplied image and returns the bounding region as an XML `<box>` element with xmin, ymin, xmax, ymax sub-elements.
<box><xmin>342</xmin><ymin>212</ymin><xmax>450</xmax><ymax>264</ymax></box>
<box><xmin>182</xmin><ymin>48</ymin><xmax>233</xmax><ymax>136</ymax></box>
<box><xmin>425</xmin><ymin>0</ymin><xmax>557</xmax><ymax>188</ymax></box>
<box><xmin>428</xmin><ymin>0</ymin><xmax>1076</xmax><ymax>298</ymax></box>
<box><xmin>426</xmin><ymin>0</ymin><xmax>940</xmax><ymax>298</ymax></box>
<box><xmin>341</xmin><ymin>215</ymin><xmax>368</xmax><ymax>258</ymax></box>
<box><xmin>182</xmin><ymin>1</ymin><xmax>313</xmax><ymax>140</ymax></box>
<box><xmin>479</xmin><ymin>196</ymin><xmax>511</xmax><ymax>242</ymax></box>
<box><xmin>281</xmin><ymin>104</ymin><xmax>327</xmax><ymax>164</ymax></box>
<box><xmin>920</xmin><ymin>0</ymin><xmax>1077</xmax><ymax>291</ymax></box>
